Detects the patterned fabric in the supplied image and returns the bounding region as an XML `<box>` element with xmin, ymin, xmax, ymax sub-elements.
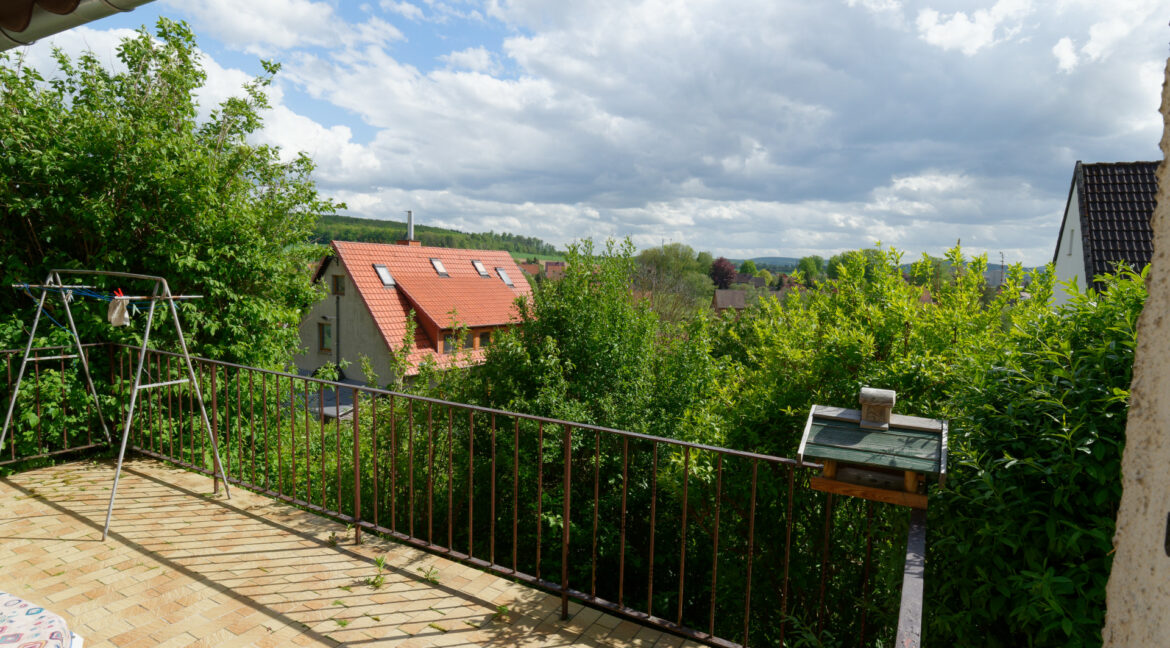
<box><xmin>0</xmin><ymin>592</ymin><xmax>72</xmax><ymax>648</ymax></box>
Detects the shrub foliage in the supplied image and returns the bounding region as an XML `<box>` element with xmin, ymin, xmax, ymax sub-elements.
<box><xmin>0</xmin><ymin>19</ymin><xmax>338</xmax><ymax>365</ymax></box>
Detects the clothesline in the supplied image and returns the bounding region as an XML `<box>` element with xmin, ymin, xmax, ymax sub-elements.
<box><xmin>11</xmin><ymin>284</ymin><xmax>201</xmax><ymax>335</ymax></box>
<box><xmin>12</xmin><ymin>284</ymin><xmax>203</xmax><ymax>303</ymax></box>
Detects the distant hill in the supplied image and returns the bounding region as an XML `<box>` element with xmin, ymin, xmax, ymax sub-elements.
<box><xmin>726</xmin><ymin>256</ymin><xmax>802</xmax><ymax>272</ymax></box>
<box><xmin>748</xmin><ymin>256</ymin><xmax>802</xmax><ymax>266</ymax></box>
<box><xmin>313</xmin><ymin>214</ymin><xmax>561</xmax><ymax>257</ymax></box>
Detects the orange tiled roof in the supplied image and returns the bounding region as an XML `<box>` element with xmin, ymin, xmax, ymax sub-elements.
<box><xmin>330</xmin><ymin>241</ymin><xmax>532</xmax><ymax>374</ymax></box>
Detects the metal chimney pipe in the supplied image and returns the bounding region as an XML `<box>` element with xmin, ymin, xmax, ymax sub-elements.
<box><xmin>406</xmin><ymin>210</ymin><xmax>414</xmax><ymax>241</ymax></box>
<box><xmin>1</xmin><ymin>0</ymin><xmax>156</xmax><ymax>52</ymax></box>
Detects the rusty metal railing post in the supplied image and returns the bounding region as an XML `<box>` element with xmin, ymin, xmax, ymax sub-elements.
<box><xmin>352</xmin><ymin>388</ymin><xmax>361</xmax><ymax>545</ymax></box>
<box><xmin>211</xmin><ymin>365</ymin><xmax>219</xmax><ymax>493</ymax></box>
<box><xmin>743</xmin><ymin>458</ymin><xmax>757</xmax><ymax>646</ymax></box>
<box><xmin>561</xmin><ymin>423</ymin><xmax>572</xmax><ymax>620</ymax></box>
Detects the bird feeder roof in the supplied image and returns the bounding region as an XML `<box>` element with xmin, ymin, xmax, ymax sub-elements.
<box><xmin>798</xmin><ymin>405</ymin><xmax>948</xmax><ymax>485</ymax></box>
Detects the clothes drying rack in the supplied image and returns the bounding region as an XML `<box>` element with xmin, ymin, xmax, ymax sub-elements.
<box><xmin>0</xmin><ymin>270</ymin><xmax>231</xmax><ymax>540</ymax></box>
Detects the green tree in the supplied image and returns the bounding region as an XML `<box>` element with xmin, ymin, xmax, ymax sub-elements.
<box><xmin>0</xmin><ymin>19</ymin><xmax>339</xmax><ymax>365</ymax></box>
<box><xmin>634</xmin><ymin>243</ymin><xmax>715</xmax><ymax>321</ymax></box>
<box><xmin>480</xmin><ymin>239</ymin><xmax>658</xmax><ymax>429</ymax></box>
<box><xmin>826</xmin><ymin>248</ymin><xmax>885</xmax><ymax>280</ymax></box>
<box><xmin>313</xmin><ymin>214</ymin><xmax>561</xmax><ymax>257</ymax></box>
<box><xmin>795</xmin><ymin>255</ymin><xmax>826</xmax><ymax>284</ymax></box>
<box><xmin>907</xmin><ymin>253</ymin><xmax>956</xmax><ymax>292</ymax></box>
<box><xmin>480</xmin><ymin>239</ymin><xmax>723</xmax><ymax>439</ymax></box>
<box><xmin>738</xmin><ymin>259</ymin><xmax>757</xmax><ymax>274</ymax></box>
<box><xmin>696</xmin><ymin>250</ymin><xmax>714</xmax><ymax>271</ymax></box>
<box><xmin>709</xmin><ymin>256</ymin><xmax>737</xmax><ymax>289</ymax></box>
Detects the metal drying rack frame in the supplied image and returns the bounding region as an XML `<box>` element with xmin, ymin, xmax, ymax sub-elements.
<box><xmin>0</xmin><ymin>270</ymin><xmax>231</xmax><ymax>540</ymax></box>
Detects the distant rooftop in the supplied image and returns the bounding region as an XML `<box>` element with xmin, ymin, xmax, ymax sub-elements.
<box><xmin>1059</xmin><ymin>161</ymin><xmax>1159</xmax><ymax>280</ymax></box>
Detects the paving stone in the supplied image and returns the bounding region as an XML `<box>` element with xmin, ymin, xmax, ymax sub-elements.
<box><xmin>0</xmin><ymin>459</ymin><xmax>667</xmax><ymax>648</ymax></box>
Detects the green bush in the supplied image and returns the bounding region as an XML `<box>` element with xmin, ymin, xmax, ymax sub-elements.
<box><xmin>927</xmin><ymin>267</ymin><xmax>1145</xmax><ymax>646</ymax></box>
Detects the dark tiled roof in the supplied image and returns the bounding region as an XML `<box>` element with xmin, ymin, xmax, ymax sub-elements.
<box><xmin>712</xmin><ymin>290</ymin><xmax>747</xmax><ymax>310</ymax></box>
<box><xmin>1076</xmin><ymin>161</ymin><xmax>1158</xmax><ymax>279</ymax></box>
<box><xmin>733</xmin><ymin>273</ymin><xmax>766</xmax><ymax>288</ymax></box>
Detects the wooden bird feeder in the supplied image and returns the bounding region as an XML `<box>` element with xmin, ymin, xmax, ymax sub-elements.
<box><xmin>798</xmin><ymin>388</ymin><xmax>947</xmax><ymax>509</ymax></box>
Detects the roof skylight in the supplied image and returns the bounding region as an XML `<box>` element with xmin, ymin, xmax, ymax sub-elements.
<box><xmin>430</xmin><ymin>258</ymin><xmax>449</xmax><ymax>277</ymax></box>
<box><xmin>496</xmin><ymin>268</ymin><xmax>514</xmax><ymax>287</ymax></box>
<box><xmin>373</xmin><ymin>264</ymin><xmax>395</xmax><ymax>287</ymax></box>
<box><xmin>472</xmin><ymin>260</ymin><xmax>489</xmax><ymax>277</ymax></box>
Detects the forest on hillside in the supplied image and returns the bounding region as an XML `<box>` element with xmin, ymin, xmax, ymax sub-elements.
<box><xmin>313</xmin><ymin>214</ymin><xmax>561</xmax><ymax>257</ymax></box>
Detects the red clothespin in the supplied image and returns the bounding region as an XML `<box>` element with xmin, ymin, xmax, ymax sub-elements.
<box><xmin>114</xmin><ymin>288</ymin><xmax>124</xmax><ymax>297</ymax></box>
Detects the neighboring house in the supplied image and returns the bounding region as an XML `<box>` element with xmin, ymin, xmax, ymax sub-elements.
<box><xmin>517</xmin><ymin>262</ymin><xmax>542</xmax><ymax>276</ymax></box>
<box><xmin>545</xmin><ymin>261</ymin><xmax>567</xmax><ymax>280</ymax></box>
<box><xmin>295</xmin><ymin>240</ymin><xmax>532</xmax><ymax>385</ymax></box>
<box><xmin>712</xmin><ymin>288</ymin><xmax>782</xmax><ymax>313</ymax></box>
<box><xmin>1052</xmin><ymin>161</ymin><xmax>1158</xmax><ymax>305</ymax></box>
<box><xmin>712</xmin><ymin>289</ymin><xmax>747</xmax><ymax>313</ymax></box>
<box><xmin>732</xmin><ymin>272</ymin><xmax>766</xmax><ymax>288</ymax></box>
<box><xmin>776</xmin><ymin>273</ymin><xmax>799</xmax><ymax>294</ymax></box>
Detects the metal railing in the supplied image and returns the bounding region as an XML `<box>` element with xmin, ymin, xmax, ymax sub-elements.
<box><xmin>0</xmin><ymin>345</ymin><xmax>107</xmax><ymax>465</ymax></box>
<box><xmin>1</xmin><ymin>344</ymin><xmax>926</xmax><ymax>646</ymax></box>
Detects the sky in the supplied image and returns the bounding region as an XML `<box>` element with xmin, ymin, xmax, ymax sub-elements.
<box><xmin>10</xmin><ymin>0</ymin><xmax>1168</xmax><ymax>265</ymax></box>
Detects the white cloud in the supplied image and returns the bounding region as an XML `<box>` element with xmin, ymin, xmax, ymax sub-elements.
<box><xmin>1080</xmin><ymin>0</ymin><xmax>1161</xmax><ymax>63</ymax></box>
<box><xmin>381</xmin><ymin>1</ymin><xmax>424</xmax><ymax>21</ymax></box>
<box><xmin>194</xmin><ymin>51</ymin><xmax>262</xmax><ymax>121</ymax></box>
<box><xmin>265</xmin><ymin>0</ymin><xmax>1161</xmax><ymax>264</ymax></box>
<box><xmin>439</xmin><ymin>46</ymin><xmax>497</xmax><ymax>73</ymax></box>
<box><xmin>890</xmin><ymin>172</ymin><xmax>971</xmax><ymax>194</ymax></box>
<box><xmin>326</xmin><ymin>169</ymin><xmax>1058</xmax><ymax>264</ymax></box>
<box><xmin>257</xmin><ymin>106</ymin><xmax>382</xmax><ymax>180</ymax></box>
<box><xmin>7</xmin><ymin>25</ymin><xmax>137</xmax><ymax>73</ymax></box>
<box><xmin>846</xmin><ymin>0</ymin><xmax>902</xmax><ymax>13</ymax></box>
<box><xmin>916</xmin><ymin>0</ymin><xmax>1032</xmax><ymax>55</ymax></box>
<box><xmin>167</xmin><ymin>0</ymin><xmax>402</xmax><ymax>55</ymax></box>
<box><xmin>1052</xmin><ymin>37</ymin><xmax>1078</xmax><ymax>72</ymax></box>
<box><xmin>7</xmin><ymin>0</ymin><xmax>1165</xmax><ymax>266</ymax></box>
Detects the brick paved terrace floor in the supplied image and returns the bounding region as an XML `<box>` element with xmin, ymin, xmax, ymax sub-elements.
<box><xmin>0</xmin><ymin>459</ymin><xmax>695</xmax><ymax>648</ymax></box>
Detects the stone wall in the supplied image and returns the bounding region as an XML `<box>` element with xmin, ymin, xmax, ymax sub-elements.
<box><xmin>1103</xmin><ymin>57</ymin><xmax>1170</xmax><ymax>646</ymax></box>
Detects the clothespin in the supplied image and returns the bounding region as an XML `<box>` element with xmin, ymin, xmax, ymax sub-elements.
<box><xmin>114</xmin><ymin>288</ymin><xmax>124</xmax><ymax>297</ymax></box>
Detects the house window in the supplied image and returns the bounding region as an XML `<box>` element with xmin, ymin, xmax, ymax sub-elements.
<box><xmin>1068</xmin><ymin>228</ymin><xmax>1074</xmax><ymax>256</ymax></box>
<box><xmin>443</xmin><ymin>335</ymin><xmax>454</xmax><ymax>354</ymax></box>
<box><xmin>373</xmin><ymin>264</ymin><xmax>395</xmax><ymax>287</ymax></box>
<box><xmin>465</xmin><ymin>332</ymin><xmax>475</xmax><ymax>349</ymax></box>
<box><xmin>471</xmin><ymin>260</ymin><xmax>489</xmax><ymax>277</ymax></box>
<box><xmin>331</xmin><ymin>275</ymin><xmax>345</xmax><ymax>295</ymax></box>
<box><xmin>496</xmin><ymin>268</ymin><xmax>514</xmax><ymax>287</ymax></box>
<box><xmin>318</xmin><ymin>323</ymin><xmax>332</xmax><ymax>352</ymax></box>
<box><xmin>430</xmin><ymin>258</ymin><xmax>449</xmax><ymax>277</ymax></box>
<box><xmin>479</xmin><ymin>331</ymin><xmax>491</xmax><ymax>348</ymax></box>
